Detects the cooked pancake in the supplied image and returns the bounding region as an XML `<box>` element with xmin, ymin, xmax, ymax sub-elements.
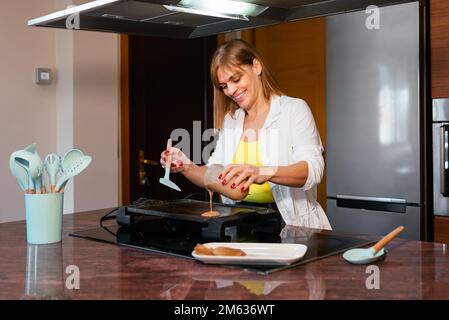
<box><xmin>212</xmin><ymin>246</ymin><xmax>246</xmax><ymax>256</ymax></box>
<box><xmin>194</xmin><ymin>244</ymin><xmax>214</xmax><ymax>255</ymax></box>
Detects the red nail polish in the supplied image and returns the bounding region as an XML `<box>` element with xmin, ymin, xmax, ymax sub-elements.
<box><xmin>241</xmin><ymin>186</ymin><xmax>245</xmax><ymax>192</ymax></box>
<box><xmin>164</xmin><ymin>150</ymin><xmax>169</xmax><ymax>155</ymax></box>
<box><xmin>218</xmin><ymin>174</ymin><xmax>222</xmax><ymax>179</ymax></box>
<box><xmin>222</xmin><ymin>179</ymin><xmax>227</xmax><ymax>185</ymax></box>
<box><xmin>231</xmin><ymin>183</ymin><xmax>236</xmax><ymax>189</ymax></box>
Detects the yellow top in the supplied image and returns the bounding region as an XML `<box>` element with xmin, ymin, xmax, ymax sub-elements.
<box><xmin>232</xmin><ymin>139</ymin><xmax>274</xmax><ymax>203</ymax></box>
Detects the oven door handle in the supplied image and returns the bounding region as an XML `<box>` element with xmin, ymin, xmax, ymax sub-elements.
<box><xmin>440</xmin><ymin>124</ymin><xmax>449</xmax><ymax>196</ymax></box>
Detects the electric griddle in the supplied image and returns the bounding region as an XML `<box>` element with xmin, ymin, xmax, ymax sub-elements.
<box><xmin>116</xmin><ymin>199</ymin><xmax>282</xmax><ymax>240</ymax></box>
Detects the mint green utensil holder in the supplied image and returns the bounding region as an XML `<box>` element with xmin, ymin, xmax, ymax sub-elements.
<box><xmin>25</xmin><ymin>193</ymin><xmax>63</xmax><ymax>244</ymax></box>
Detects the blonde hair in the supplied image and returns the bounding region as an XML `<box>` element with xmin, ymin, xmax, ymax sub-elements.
<box><xmin>210</xmin><ymin>39</ymin><xmax>283</xmax><ymax>129</ymax></box>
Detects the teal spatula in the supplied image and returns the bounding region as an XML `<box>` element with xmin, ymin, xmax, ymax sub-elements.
<box><xmin>14</xmin><ymin>151</ymin><xmax>44</xmax><ymax>194</ymax></box>
<box><xmin>159</xmin><ymin>139</ymin><xmax>181</xmax><ymax>192</ymax></box>
<box><xmin>10</xmin><ymin>150</ymin><xmax>30</xmax><ymax>192</ymax></box>
<box><xmin>9</xmin><ymin>143</ymin><xmax>38</xmax><ymax>193</ymax></box>
<box><xmin>343</xmin><ymin>226</ymin><xmax>404</xmax><ymax>264</ymax></box>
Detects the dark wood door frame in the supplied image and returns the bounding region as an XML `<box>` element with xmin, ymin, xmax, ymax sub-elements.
<box><xmin>120</xmin><ymin>34</ymin><xmax>130</xmax><ymax>205</ymax></box>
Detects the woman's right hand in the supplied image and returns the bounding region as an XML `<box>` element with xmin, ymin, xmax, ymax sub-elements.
<box><xmin>160</xmin><ymin>147</ymin><xmax>192</xmax><ymax>173</ymax></box>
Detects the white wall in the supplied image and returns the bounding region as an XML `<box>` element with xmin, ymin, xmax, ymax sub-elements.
<box><xmin>0</xmin><ymin>1</ymin><xmax>119</xmax><ymax>222</ymax></box>
<box><xmin>73</xmin><ymin>30</ymin><xmax>119</xmax><ymax>213</ymax></box>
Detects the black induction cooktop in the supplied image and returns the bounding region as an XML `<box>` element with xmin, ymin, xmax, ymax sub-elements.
<box><xmin>70</xmin><ymin>216</ymin><xmax>375</xmax><ymax>275</ymax></box>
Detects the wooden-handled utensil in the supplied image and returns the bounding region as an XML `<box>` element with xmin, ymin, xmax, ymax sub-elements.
<box><xmin>343</xmin><ymin>226</ymin><xmax>404</xmax><ymax>264</ymax></box>
<box><xmin>372</xmin><ymin>226</ymin><xmax>404</xmax><ymax>254</ymax></box>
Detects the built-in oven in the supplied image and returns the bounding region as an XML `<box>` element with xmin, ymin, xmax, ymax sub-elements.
<box><xmin>433</xmin><ymin>99</ymin><xmax>449</xmax><ymax>216</ymax></box>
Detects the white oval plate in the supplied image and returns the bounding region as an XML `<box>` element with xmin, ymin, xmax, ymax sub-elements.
<box><xmin>192</xmin><ymin>242</ymin><xmax>308</xmax><ymax>266</ymax></box>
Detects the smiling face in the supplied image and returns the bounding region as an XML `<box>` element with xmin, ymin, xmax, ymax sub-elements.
<box><xmin>216</xmin><ymin>59</ymin><xmax>263</xmax><ymax>111</ymax></box>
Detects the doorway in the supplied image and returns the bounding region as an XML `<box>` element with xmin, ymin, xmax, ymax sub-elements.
<box><xmin>126</xmin><ymin>35</ymin><xmax>216</xmax><ymax>202</ymax></box>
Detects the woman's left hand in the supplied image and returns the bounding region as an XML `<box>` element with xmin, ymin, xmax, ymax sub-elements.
<box><xmin>219</xmin><ymin>164</ymin><xmax>273</xmax><ymax>192</ymax></box>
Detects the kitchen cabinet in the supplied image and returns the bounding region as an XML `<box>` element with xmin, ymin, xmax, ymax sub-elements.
<box><xmin>435</xmin><ymin>216</ymin><xmax>449</xmax><ymax>243</ymax></box>
<box><xmin>431</xmin><ymin>0</ymin><xmax>449</xmax><ymax>98</ymax></box>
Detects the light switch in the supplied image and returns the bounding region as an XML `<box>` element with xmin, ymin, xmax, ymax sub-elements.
<box><xmin>35</xmin><ymin>68</ymin><xmax>52</xmax><ymax>85</ymax></box>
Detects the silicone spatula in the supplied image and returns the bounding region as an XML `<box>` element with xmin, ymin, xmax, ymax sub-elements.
<box><xmin>159</xmin><ymin>139</ymin><xmax>181</xmax><ymax>192</ymax></box>
<box><xmin>343</xmin><ymin>226</ymin><xmax>404</xmax><ymax>264</ymax></box>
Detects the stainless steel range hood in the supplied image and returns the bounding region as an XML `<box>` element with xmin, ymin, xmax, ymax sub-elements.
<box><xmin>28</xmin><ymin>0</ymin><xmax>415</xmax><ymax>38</ymax></box>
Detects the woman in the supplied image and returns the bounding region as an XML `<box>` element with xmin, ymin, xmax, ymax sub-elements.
<box><xmin>160</xmin><ymin>39</ymin><xmax>331</xmax><ymax>230</ymax></box>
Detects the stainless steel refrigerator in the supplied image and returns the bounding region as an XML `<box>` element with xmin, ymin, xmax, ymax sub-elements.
<box><xmin>326</xmin><ymin>2</ymin><xmax>424</xmax><ymax>240</ymax></box>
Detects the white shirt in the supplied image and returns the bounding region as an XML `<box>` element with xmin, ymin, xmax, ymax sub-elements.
<box><xmin>207</xmin><ymin>95</ymin><xmax>332</xmax><ymax>230</ymax></box>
